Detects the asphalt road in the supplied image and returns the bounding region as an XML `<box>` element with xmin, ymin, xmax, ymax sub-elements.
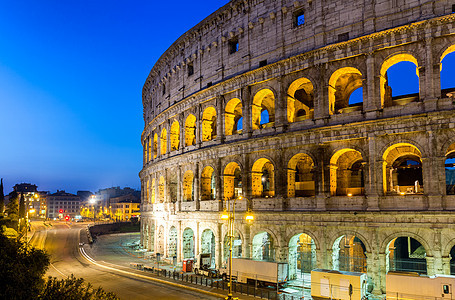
<box><xmin>29</xmin><ymin>221</ymin><xmax>219</xmax><ymax>300</ymax></box>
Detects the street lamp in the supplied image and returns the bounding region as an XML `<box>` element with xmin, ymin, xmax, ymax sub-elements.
<box><xmin>220</xmin><ymin>196</ymin><xmax>254</xmax><ymax>300</ymax></box>
<box><xmin>90</xmin><ymin>196</ymin><xmax>96</xmax><ymax>225</ymax></box>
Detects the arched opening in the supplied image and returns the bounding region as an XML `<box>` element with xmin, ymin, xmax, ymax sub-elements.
<box><xmin>287</xmin><ymin>153</ymin><xmax>315</xmax><ymax>197</ymax></box>
<box><xmin>201</xmin><ymin>166</ymin><xmax>215</xmax><ymax>200</ymax></box>
<box><xmin>183</xmin><ymin>170</ymin><xmax>194</xmax><ymax>202</ymax></box>
<box><xmin>383</xmin><ymin>143</ymin><xmax>423</xmax><ymax>195</ymax></box>
<box><xmin>446</xmin><ymin>145</ymin><xmax>455</xmax><ymax>195</ymax></box>
<box><xmin>328</xmin><ymin>67</ymin><xmax>363</xmax><ymax>114</ymax></box>
<box><xmin>146</xmin><ymin>179</ymin><xmax>150</xmax><ymax>203</ymax></box>
<box><xmin>170</xmin><ymin>121</ymin><xmax>180</xmax><ymax>151</ymax></box>
<box><xmin>202</xmin><ymin>107</ymin><xmax>217</xmax><ymax>142</ymax></box>
<box><xmin>288</xmin><ymin>233</ymin><xmax>316</xmax><ymax>280</ymax></box>
<box><xmin>252</xmin><ymin>231</ymin><xmax>274</xmax><ymax>261</ymax></box>
<box><xmin>158</xmin><ymin>176</ymin><xmax>165</xmax><ymax>203</ymax></box>
<box><xmin>185</xmin><ymin>114</ymin><xmax>196</xmax><ymax>147</ymax></box>
<box><xmin>287</xmin><ymin>78</ymin><xmax>314</xmax><ymax>123</ymax></box>
<box><xmin>223</xmin><ymin>162</ymin><xmax>242</xmax><ymax>200</ymax></box>
<box><xmin>387</xmin><ymin>237</ymin><xmax>427</xmax><ymax>274</ymax></box>
<box><xmin>236</xmin><ymin>117</ymin><xmax>243</xmax><ymax>132</ymax></box>
<box><xmin>252</xmin><ymin>158</ymin><xmax>275</xmax><ymax>198</ymax></box>
<box><xmin>168</xmin><ymin>172</ymin><xmax>177</xmax><ymax>203</ymax></box>
<box><xmin>151</xmin><ymin>178</ymin><xmax>156</xmax><ymax>203</ymax></box>
<box><xmin>182</xmin><ymin>228</ymin><xmax>194</xmax><ymax>259</ymax></box>
<box><xmin>168</xmin><ymin>226</ymin><xmax>177</xmax><ymax>258</ymax></box>
<box><xmin>160</xmin><ymin>128</ymin><xmax>167</xmax><ymax>155</ymax></box>
<box><xmin>153</xmin><ymin>133</ymin><xmax>158</xmax><ymax>159</ymax></box>
<box><xmin>223</xmin><ymin>231</ymin><xmax>242</xmax><ymax>263</ymax></box>
<box><xmin>225</xmin><ymin>98</ymin><xmax>243</xmax><ymax>136</ymax></box>
<box><xmin>450</xmin><ymin>245</ymin><xmax>455</xmax><ymax>275</ymax></box>
<box><xmin>252</xmin><ymin>89</ymin><xmax>275</xmax><ymax>130</ymax></box>
<box><xmin>441</xmin><ymin>45</ymin><xmax>455</xmax><ymax>97</ymax></box>
<box><xmin>157</xmin><ymin>225</ymin><xmax>164</xmax><ymax>255</ymax></box>
<box><xmin>330</xmin><ymin>149</ymin><xmax>365</xmax><ymax>196</ymax></box>
<box><xmin>147</xmin><ymin>135</ymin><xmax>152</xmax><ymax>162</ymax></box>
<box><xmin>332</xmin><ymin>234</ymin><xmax>367</xmax><ymax>272</ymax></box>
<box><xmin>380</xmin><ymin>54</ymin><xmax>419</xmax><ymax>108</ymax></box>
<box><xmin>201</xmin><ymin>229</ymin><xmax>216</xmax><ymax>268</ymax></box>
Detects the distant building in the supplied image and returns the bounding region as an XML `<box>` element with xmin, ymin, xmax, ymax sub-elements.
<box><xmin>46</xmin><ymin>190</ymin><xmax>80</xmax><ymax>220</ymax></box>
<box><xmin>77</xmin><ymin>190</ymin><xmax>93</xmax><ymax>203</ymax></box>
<box><xmin>110</xmin><ymin>193</ymin><xmax>140</xmax><ymax>221</ymax></box>
<box><xmin>10</xmin><ymin>183</ymin><xmax>48</xmax><ymax>218</ymax></box>
<box><xmin>13</xmin><ymin>183</ymin><xmax>37</xmax><ymax>194</ymax></box>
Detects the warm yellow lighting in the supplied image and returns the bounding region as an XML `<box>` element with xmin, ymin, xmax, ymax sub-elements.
<box><xmin>29</xmin><ymin>209</ymin><xmax>36</xmax><ymax>214</ymax></box>
<box><xmin>347</xmin><ymin>193</ymin><xmax>353</xmax><ymax>197</ymax></box>
<box><xmin>400</xmin><ymin>192</ymin><xmax>406</xmax><ymax>196</ymax></box>
<box><xmin>34</xmin><ymin>193</ymin><xmax>39</xmax><ymax>198</ymax></box>
<box><xmin>245</xmin><ymin>212</ymin><xmax>254</xmax><ymax>223</ymax></box>
<box><xmin>220</xmin><ymin>211</ymin><xmax>229</xmax><ymax>220</ymax></box>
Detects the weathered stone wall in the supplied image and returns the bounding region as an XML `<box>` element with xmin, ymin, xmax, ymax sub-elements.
<box><xmin>140</xmin><ymin>0</ymin><xmax>455</xmax><ymax>296</ymax></box>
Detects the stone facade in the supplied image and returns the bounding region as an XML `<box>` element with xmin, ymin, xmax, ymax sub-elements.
<box><xmin>140</xmin><ymin>0</ymin><xmax>455</xmax><ymax>295</ymax></box>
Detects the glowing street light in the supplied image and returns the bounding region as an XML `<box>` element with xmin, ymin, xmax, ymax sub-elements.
<box><xmin>221</xmin><ymin>196</ymin><xmax>254</xmax><ymax>300</ymax></box>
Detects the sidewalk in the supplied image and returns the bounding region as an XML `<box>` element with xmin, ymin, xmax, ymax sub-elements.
<box><xmin>80</xmin><ymin>230</ymin><xmax>259</xmax><ymax>300</ymax></box>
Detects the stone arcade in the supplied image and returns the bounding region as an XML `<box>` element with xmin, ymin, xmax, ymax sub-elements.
<box><xmin>140</xmin><ymin>0</ymin><xmax>455</xmax><ymax>295</ymax></box>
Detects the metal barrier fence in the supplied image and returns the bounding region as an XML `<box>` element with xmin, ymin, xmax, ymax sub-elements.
<box><xmin>130</xmin><ymin>264</ymin><xmax>302</xmax><ymax>300</ymax></box>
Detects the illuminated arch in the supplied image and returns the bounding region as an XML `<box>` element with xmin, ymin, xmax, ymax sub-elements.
<box><xmin>225</xmin><ymin>98</ymin><xmax>243</xmax><ymax>135</ymax></box>
<box><xmin>330</xmin><ymin>148</ymin><xmax>365</xmax><ymax>196</ymax></box>
<box><xmin>251</xmin><ymin>158</ymin><xmax>275</xmax><ymax>198</ymax></box>
<box><xmin>380</xmin><ymin>53</ymin><xmax>419</xmax><ymax>107</ymax></box>
<box><xmin>328</xmin><ymin>67</ymin><xmax>363</xmax><ymax>115</ymax></box>
<box><xmin>287</xmin><ymin>153</ymin><xmax>315</xmax><ymax>197</ymax></box>
<box><xmin>183</xmin><ymin>170</ymin><xmax>194</xmax><ymax>202</ymax></box>
<box><xmin>153</xmin><ymin>133</ymin><xmax>158</xmax><ymax>159</ymax></box>
<box><xmin>168</xmin><ymin>226</ymin><xmax>177</xmax><ymax>258</ymax></box>
<box><xmin>201</xmin><ymin>166</ymin><xmax>215</xmax><ymax>200</ymax></box>
<box><xmin>287</xmin><ymin>78</ymin><xmax>314</xmax><ymax>122</ymax></box>
<box><xmin>288</xmin><ymin>233</ymin><xmax>316</xmax><ymax>279</ymax></box>
<box><xmin>202</xmin><ymin>107</ymin><xmax>217</xmax><ymax>142</ymax></box>
<box><xmin>223</xmin><ymin>162</ymin><xmax>242</xmax><ymax>200</ymax></box>
<box><xmin>185</xmin><ymin>114</ymin><xmax>196</xmax><ymax>147</ymax></box>
<box><xmin>382</xmin><ymin>143</ymin><xmax>423</xmax><ymax>194</ymax></box>
<box><xmin>182</xmin><ymin>227</ymin><xmax>195</xmax><ymax>259</ymax></box>
<box><xmin>160</xmin><ymin>128</ymin><xmax>167</xmax><ymax>155</ymax></box>
<box><xmin>170</xmin><ymin>120</ymin><xmax>180</xmax><ymax>151</ymax></box>
<box><xmin>332</xmin><ymin>234</ymin><xmax>367</xmax><ymax>273</ymax></box>
<box><xmin>252</xmin><ymin>89</ymin><xmax>275</xmax><ymax>130</ymax></box>
<box><xmin>151</xmin><ymin>178</ymin><xmax>156</xmax><ymax>203</ymax></box>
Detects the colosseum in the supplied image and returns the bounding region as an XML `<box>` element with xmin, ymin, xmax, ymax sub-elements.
<box><xmin>140</xmin><ymin>0</ymin><xmax>455</xmax><ymax>296</ymax></box>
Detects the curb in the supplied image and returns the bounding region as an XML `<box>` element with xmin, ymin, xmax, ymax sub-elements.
<box><xmin>78</xmin><ymin>246</ymin><xmax>227</xmax><ymax>299</ymax></box>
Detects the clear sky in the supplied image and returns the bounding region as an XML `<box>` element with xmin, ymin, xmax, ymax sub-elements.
<box><xmin>0</xmin><ymin>1</ymin><xmax>453</xmax><ymax>195</ymax></box>
<box><xmin>0</xmin><ymin>0</ymin><xmax>228</xmax><ymax>194</ymax></box>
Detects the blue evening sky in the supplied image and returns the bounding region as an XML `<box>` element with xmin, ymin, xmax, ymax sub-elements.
<box><xmin>0</xmin><ymin>1</ymin><xmax>453</xmax><ymax>194</ymax></box>
<box><xmin>0</xmin><ymin>0</ymin><xmax>228</xmax><ymax>194</ymax></box>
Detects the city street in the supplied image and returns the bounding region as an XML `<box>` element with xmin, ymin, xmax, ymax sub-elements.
<box><xmin>29</xmin><ymin>221</ymin><xmax>221</xmax><ymax>300</ymax></box>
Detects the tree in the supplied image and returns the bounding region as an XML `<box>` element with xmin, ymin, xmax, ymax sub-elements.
<box><xmin>39</xmin><ymin>275</ymin><xmax>119</xmax><ymax>300</ymax></box>
<box><xmin>0</xmin><ymin>178</ymin><xmax>4</xmax><ymax>215</ymax></box>
<box><xmin>19</xmin><ymin>192</ymin><xmax>25</xmax><ymax>219</ymax></box>
<box><xmin>0</xmin><ymin>229</ymin><xmax>50</xmax><ymax>299</ymax></box>
<box><xmin>0</xmin><ymin>229</ymin><xmax>119</xmax><ymax>300</ymax></box>
<box><xmin>6</xmin><ymin>191</ymin><xmax>19</xmax><ymax>230</ymax></box>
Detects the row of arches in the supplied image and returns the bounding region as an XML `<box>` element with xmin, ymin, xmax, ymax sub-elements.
<box><xmin>143</xmin><ymin>223</ymin><xmax>455</xmax><ymax>284</ymax></box>
<box><xmin>144</xmin><ymin>141</ymin><xmax>455</xmax><ymax>204</ymax></box>
<box><xmin>145</xmin><ymin>49</ymin><xmax>455</xmax><ymax>161</ymax></box>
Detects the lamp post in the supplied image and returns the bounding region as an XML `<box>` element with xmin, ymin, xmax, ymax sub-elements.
<box><xmin>90</xmin><ymin>196</ymin><xmax>96</xmax><ymax>226</ymax></box>
<box><xmin>220</xmin><ymin>196</ymin><xmax>254</xmax><ymax>300</ymax></box>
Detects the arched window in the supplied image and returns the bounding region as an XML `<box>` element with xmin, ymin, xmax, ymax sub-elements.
<box><xmin>287</xmin><ymin>78</ymin><xmax>314</xmax><ymax>122</ymax></box>
<box><xmin>251</xmin><ymin>158</ymin><xmax>275</xmax><ymax>198</ymax></box>
<box><xmin>202</xmin><ymin>107</ymin><xmax>217</xmax><ymax>142</ymax></box>
<box><xmin>201</xmin><ymin>166</ymin><xmax>215</xmax><ymax>200</ymax></box>
<box><xmin>185</xmin><ymin>114</ymin><xmax>196</xmax><ymax>147</ymax></box>
<box><xmin>441</xmin><ymin>45</ymin><xmax>455</xmax><ymax>97</ymax></box>
<box><xmin>170</xmin><ymin>121</ymin><xmax>180</xmax><ymax>151</ymax></box>
<box><xmin>183</xmin><ymin>170</ymin><xmax>194</xmax><ymax>202</ymax></box>
<box><xmin>288</xmin><ymin>153</ymin><xmax>315</xmax><ymax>197</ymax></box>
<box><xmin>252</xmin><ymin>89</ymin><xmax>275</xmax><ymax>130</ymax></box>
<box><xmin>380</xmin><ymin>54</ymin><xmax>419</xmax><ymax>107</ymax></box>
<box><xmin>160</xmin><ymin>128</ymin><xmax>167</xmax><ymax>155</ymax></box>
<box><xmin>330</xmin><ymin>149</ymin><xmax>365</xmax><ymax>196</ymax></box>
<box><xmin>387</xmin><ymin>237</ymin><xmax>427</xmax><ymax>274</ymax></box>
<box><xmin>225</xmin><ymin>98</ymin><xmax>243</xmax><ymax>136</ymax></box>
<box><xmin>332</xmin><ymin>235</ymin><xmax>367</xmax><ymax>273</ymax></box>
<box><xmin>328</xmin><ymin>67</ymin><xmax>363</xmax><ymax>114</ymax></box>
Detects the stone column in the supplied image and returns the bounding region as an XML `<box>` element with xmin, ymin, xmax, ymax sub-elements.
<box><xmin>442</xmin><ymin>256</ymin><xmax>452</xmax><ymax>275</ymax></box>
<box><xmin>179</xmin><ymin>114</ymin><xmax>185</xmax><ymax>154</ymax></box>
<box><xmin>216</xmin><ymin>95</ymin><xmax>224</xmax><ymax>142</ymax></box>
<box><xmin>177</xmin><ymin>221</ymin><xmax>182</xmax><ymax>262</ymax></box>
<box><xmin>194</xmin><ymin>164</ymin><xmax>200</xmax><ymax>210</ymax></box>
<box><xmin>195</xmin><ymin>105</ymin><xmax>201</xmax><ymax>148</ymax></box>
<box><xmin>166</xmin><ymin>121</ymin><xmax>171</xmax><ymax>156</ymax></box>
<box><xmin>216</xmin><ymin>158</ymin><xmax>223</xmax><ymax>211</ymax></box>
<box><xmin>366</xmin><ymin>134</ymin><xmax>380</xmax><ymax>210</ymax></box>
<box><xmin>243</xmin><ymin>155</ymin><xmax>252</xmax><ymax>202</ymax></box>
<box><xmin>426</xmin><ymin>256</ymin><xmax>436</xmax><ymax>276</ymax></box>
<box><xmin>275</xmin><ymin>76</ymin><xmax>288</xmax><ymax>133</ymax></box>
<box><xmin>195</xmin><ymin>222</ymin><xmax>200</xmax><ymax>259</ymax></box>
<box><xmin>315</xmin><ymin>146</ymin><xmax>328</xmax><ymax>210</ymax></box>
<box><xmin>375</xmin><ymin>253</ymin><xmax>387</xmax><ymax>295</ymax></box>
<box><xmin>364</xmin><ymin>53</ymin><xmax>380</xmax><ymax>117</ymax></box>
<box><xmin>216</xmin><ymin>223</ymin><xmax>222</xmax><ymax>268</ymax></box>
<box><xmin>314</xmin><ymin>64</ymin><xmax>330</xmax><ymax>124</ymax></box>
<box><xmin>177</xmin><ymin>167</ymin><xmax>182</xmax><ymax>211</ymax></box>
<box><xmin>275</xmin><ymin>151</ymin><xmax>287</xmax><ymax>208</ymax></box>
<box><xmin>242</xmin><ymin>86</ymin><xmax>252</xmax><ymax>137</ymax></box>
